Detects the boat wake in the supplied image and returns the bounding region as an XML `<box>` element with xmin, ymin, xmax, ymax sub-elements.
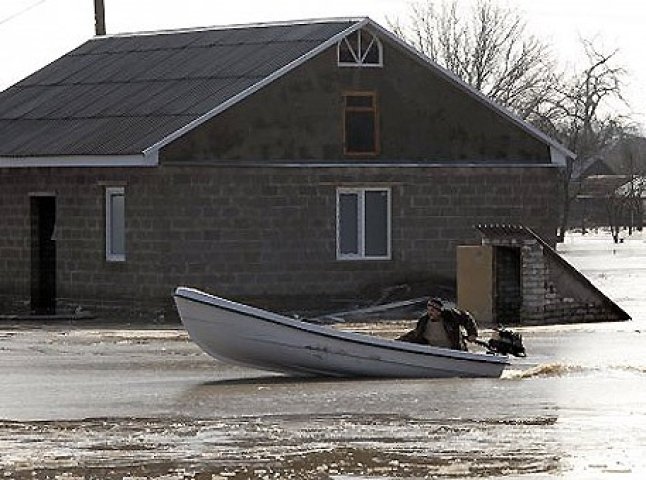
<box><xmin>503</xmin><ymin>363</ymin><xmax>646</xmax><ymax>379</ymax></box>
<box><xmin>503</xmin><ymin>363</ymin><xmax>587</xmax><ymax>379</ymax></box>
<box><xmin>616</xmin><ymin>365</ymin><xmax>646</xmax><ymax>375</ymax></box>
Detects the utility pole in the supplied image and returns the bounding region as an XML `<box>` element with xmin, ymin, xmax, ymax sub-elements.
<box><xmin>94</xmin><ymin>0</ymin><xmax>106</xmax><ymax>36</ymax></box>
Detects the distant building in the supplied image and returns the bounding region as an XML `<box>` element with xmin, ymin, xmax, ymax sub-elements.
<box><xmin>572</xmin><ymin>175</ymin><xmax>628</xmax><ymax>230</ymax></box>
<box><xmin>0</xmin><ymin>18</ymin><xmax>573</xmax><ymax>318</ymax></box>
<box><xmin>570</xmin><ymin>136</ymin><xmax>646</xmax><ymax>231</ymax></box>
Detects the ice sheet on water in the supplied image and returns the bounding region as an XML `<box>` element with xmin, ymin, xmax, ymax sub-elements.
<box><xmin>0</xmin><ymin>413</ymin><xmax>563</xmax><ymax>478</ymax></box>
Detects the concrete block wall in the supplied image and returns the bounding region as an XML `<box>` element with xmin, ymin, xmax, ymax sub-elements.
<box><xmin>0</xmin><ymin>167</ymin><xmax>169</xmax><ymax>315</ymax></box>
<box><xmin>544</xmin><ymin>301</ymin><xmax>618</xmax><ymax>323</ymax></box>
<box><xmin>0</xmin><ymin>164</ymin><xmax>560</xmax><ymax>316</ymax></box>
<box><xmin>160</xmin><ymin>165</ymin><xmax>560</xmax><ymax>301</ymax></box>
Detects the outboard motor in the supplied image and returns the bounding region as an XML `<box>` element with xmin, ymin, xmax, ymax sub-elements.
<box><xmin>486</xmin><ymin>328</ymin><xmax>526</xmax><ymax>357</ymax></box>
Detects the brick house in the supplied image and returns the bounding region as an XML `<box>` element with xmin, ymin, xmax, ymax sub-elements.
<box><xmin>0</xmin><ymin>18</ymin><xmax>574</xmax><ymax>318</ymax></box>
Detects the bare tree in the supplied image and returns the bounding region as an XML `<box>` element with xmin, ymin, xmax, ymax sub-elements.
<box><xmin>606</xmin><ymin>190</ymin><xmax>625</xmax><ymax>243</ymax></box>
<box><xmin>389</xmin><ymin>0</ymin><xmax>557</xmax><ymax>122</ymax></box>
<box><xmin>615</xmin><ymin>136</ymin><xmax>646</xmax><ymax>234</ymax></box>
<box><xmin>390</xmin><ymin>1</ymin><xmax>636</xmax><ymax>242</ymax></box>
<box><xmin>538</xmin><ymin>39</ymin><xmax>632</xmax><ymax>240</ymax></box>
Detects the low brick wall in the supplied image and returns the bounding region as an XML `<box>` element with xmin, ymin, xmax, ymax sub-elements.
<box><xmin>482</xmin><ymin>231</ymin><xmax>626</xmax><ymax>325</ymax></box>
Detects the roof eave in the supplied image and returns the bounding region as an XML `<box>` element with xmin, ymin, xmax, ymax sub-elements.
<box><xmin>0</xmin><ymin>152</ymin><xmax>158</xmax><ymax>168</ymax></box>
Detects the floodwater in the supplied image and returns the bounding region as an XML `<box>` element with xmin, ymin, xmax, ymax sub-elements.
<box><xmin>1</xmin><ymin>231</ymin><xmax>645</xmax><ymax>479</ymax></box>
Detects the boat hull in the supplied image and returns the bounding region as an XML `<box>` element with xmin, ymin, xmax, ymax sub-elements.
<box><xmin>173</xmin><ymin>287</ymin><xmax>509</xmax><ymax>378</ymax></box>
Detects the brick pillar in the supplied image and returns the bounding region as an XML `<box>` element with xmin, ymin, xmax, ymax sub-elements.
<box><xmin>520</xmin><ymin>240</ymin><xmax>545</xmax><ymax>323</ymax></box>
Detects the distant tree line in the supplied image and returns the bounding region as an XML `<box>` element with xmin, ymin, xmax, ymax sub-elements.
<box><xmin>389</xmin><ymin>0</ymin><xmax>643</xmax><ymax>241</ymax></box>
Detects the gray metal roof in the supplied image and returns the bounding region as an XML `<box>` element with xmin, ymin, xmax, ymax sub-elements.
<box><xmin>0</xmin><ymin>17</ymin><xmax>574</xmax><ymax>165</ymax></box>
<box><xmin>0</xmin><ymin>19</ymin><xmax>358</xmax><ymax>158</ymax></box>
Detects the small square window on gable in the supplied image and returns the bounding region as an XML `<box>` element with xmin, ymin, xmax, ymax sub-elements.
<box><xmin>338</xmin><ymin>28</ymin><xmax>383</xmax><ymax>67</ymax></box>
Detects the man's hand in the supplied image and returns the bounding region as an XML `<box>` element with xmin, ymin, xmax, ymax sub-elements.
<box><xmin>466</xmin><ymin>334</ymin><xmax>477</xmax><ymax>342</ymax></box>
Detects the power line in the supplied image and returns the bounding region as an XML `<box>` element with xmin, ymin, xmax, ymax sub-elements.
<box><xmin>0</xmin><ymin>0</ymin><xmax>49</xmax><ymax>27</ymax></box>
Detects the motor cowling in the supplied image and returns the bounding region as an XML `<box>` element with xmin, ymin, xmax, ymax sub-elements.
<box><xmin>487</xmin><ymin>328</ymin><xmax>526</xmax><ymax>357</ymax></box>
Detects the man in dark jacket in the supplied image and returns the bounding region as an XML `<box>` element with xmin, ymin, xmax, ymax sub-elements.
<box><xmin>397</xmin><ymin>297</ymin><xmax>478</xmax><ymax>351</ymax></box>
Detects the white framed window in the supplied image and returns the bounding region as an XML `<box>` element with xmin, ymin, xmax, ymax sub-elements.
<box><xmin>337</xmin><ymin>29</ymin><xmax>383</xmax><ymax>67</ymax></box>
<box><xmin>105</xmin><ymin>187</ymin><xmax>125</xmax><ymax>262</ymax></box>
<box><xmin>337</xmin><ymin>187</ymin><xmax>391</xmax><ymax>260</ymax></box>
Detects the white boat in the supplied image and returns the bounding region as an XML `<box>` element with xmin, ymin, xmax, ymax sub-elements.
<box><xmin>173</xmin><ymin>287</ymin><xmax>510</xmax><ymax>378</ymax></box>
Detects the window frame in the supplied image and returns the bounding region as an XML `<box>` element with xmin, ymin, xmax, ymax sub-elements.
<box><xmin>336</xmin><ymin>187</ymin><xmax>391</xmax><ymax>261</ymax></box>
<box><xmin>343</xmin><ymin>91</ymin><xmax>380</xmax><ymax>157</ymax></box>
<box><xmin>105</xmin><ymin>186</ymin><xmax>126</xmax><ymax>262</ymax></box>
<box><xmin>337</xmin><ymin>29</ymin><xmax>383</xmax><ymax>68</ymax></box>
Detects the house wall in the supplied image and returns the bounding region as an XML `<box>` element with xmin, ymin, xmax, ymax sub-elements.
<box><xmin>0</xmin><ymin>167</ymin><xmax>170</xmax><ymax>315</ymax></box>
<box><xmin>0</xmin><ymin>31</ymin><xmax>564</xmax><ymax>318</ymax></box>
<box><xmin>161</xmin><ymin>42</ymin><xmax>550</xmax><ymax>163</ymax></box>
<box><xmin>0</xmin><ymin>165</ymin><xmax>559</xmax><ymax>316</ymax></box>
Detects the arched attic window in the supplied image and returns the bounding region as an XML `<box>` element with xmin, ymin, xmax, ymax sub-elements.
<box><xmin>337</xmin><ymin>28</ymin><xmax>383</xmax><ymax>67</ymax></box>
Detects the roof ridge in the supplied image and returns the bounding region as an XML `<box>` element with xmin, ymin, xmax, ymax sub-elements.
<box><xmin>92</xmin><ymin>17</ymin><xmax>367</xmax><ymax>40</ymax></box>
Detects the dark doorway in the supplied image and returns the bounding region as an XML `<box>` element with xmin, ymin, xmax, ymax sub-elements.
<box><xmin>30</xmin><ymin>196</ymin><xmax>56</xmax><ymax>314</ymax></box>
<box><xmin>493</xmin><ymin>246</ymin><xmax>521</xmax><ymax>324</ymax></box>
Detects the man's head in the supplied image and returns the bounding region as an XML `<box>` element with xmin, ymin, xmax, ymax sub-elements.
<box><xmin>426</xmin><ymin>297</ymin><xmax>443</xmax><ymax>320</ymax></box>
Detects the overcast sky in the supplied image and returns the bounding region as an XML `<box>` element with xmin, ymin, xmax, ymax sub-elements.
<box><xmin>1</xmin><ymin>0</ymin><xmax>645</xmax><ymax>130</ymax></box>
